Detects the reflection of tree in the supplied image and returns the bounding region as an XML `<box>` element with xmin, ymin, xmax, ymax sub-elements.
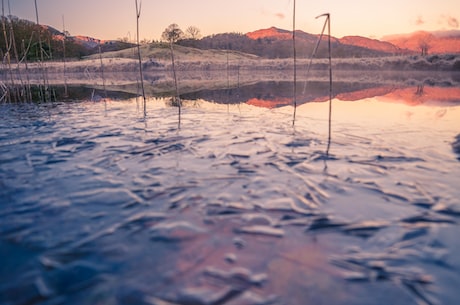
<box><xmin>453</xmin><ymin>134</ymin><xmax>460</xmax><ymax>161</ymax></box>
<box><xmin>413</xmin><ymin>84</ymin><xmax>425</xmax><ymax>105</ymax></box>
<box><xmin>415</xmin><ymin>84</ymin><xmax>424</xmax><ymax>96</ymax></box>
<box><xmin>166</xmin><ymin>97</ymin><xmax>182</xmax><ymax>129</ymax></box>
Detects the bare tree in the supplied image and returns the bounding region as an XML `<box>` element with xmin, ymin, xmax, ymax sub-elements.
<box><xmin>185</xmin><ymin>26</ymin><xmax>201</xmax><ymax>40</ymax></box>
<box><xmin>140</xmin><ymin>38</ymin><xmax>151</xmax><ymax>44</ymax></box>
<box><xmin>161</xmin><ymin>23</ymin><xmax>183</xmax><ymax>43</ymax></box>
<box><xmin>418</xmin><ymin>33</ymin><xmax>432</xmax><ymax>56</ymax></box>
<box><xmin>117</xmin><ymin>36</ymin><xmax>129</xmax><ymax>43</ymax></box>
<box><xmin>419</xmin><ymin>40</ymin><xmax>430</xmax><ymax>56</ymax></box>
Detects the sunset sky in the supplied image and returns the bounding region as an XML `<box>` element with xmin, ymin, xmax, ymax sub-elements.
<box><xmin>9</xmin><ymin>0</ymin><xmax>460</xmax><ymax>41</ymax></box>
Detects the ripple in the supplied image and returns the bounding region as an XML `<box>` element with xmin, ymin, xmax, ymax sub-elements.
<box><xmin>234</xmin><ymin>225</ymin><xmax>285</xmax><ymax>238</ymax></box>
<box><xmin>1</xmin><ymin>97</ymin><xmax>459</xmax><ymax>305</ymax></box>
<box><xmin>149</xmin><ymin>221</ymin><xmax>207</xmax><ymax>242</ymax></box>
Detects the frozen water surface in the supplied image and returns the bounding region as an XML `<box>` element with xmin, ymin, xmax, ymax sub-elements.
<box><xmin>1</xmin><ymin>81</ymin><xmax>460</xmax><ymax>305</ymax></box>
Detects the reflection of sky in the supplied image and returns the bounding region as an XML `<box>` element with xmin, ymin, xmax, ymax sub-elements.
<box><xmin>300</xmin><ymin>99</ymin><xmax>460</xmax><ymax>132</ymax></box>
<box><xmin>282</xmin><ymin>97</ymin><xmax>460</xmax><ymax>159</ymax></box>
<box><xmin>185</xmin><ymin>82</ymin><xmax>460</xmax><ymax>109</ymax></box>
<box><xmin>10</xmin><ymin>0</ymin><xmax>460</xmax><ymax>40</ymax></box>
<box><xmin>1</xmin><ymin>85</ymin><xmax>459</xmax><ymax>305</ymax></box>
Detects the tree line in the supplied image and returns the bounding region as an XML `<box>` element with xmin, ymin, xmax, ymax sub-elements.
<box><xmin>0</xmin><ymin>15</ymin><xmax>136</xmax><ymax>62</ymax></box>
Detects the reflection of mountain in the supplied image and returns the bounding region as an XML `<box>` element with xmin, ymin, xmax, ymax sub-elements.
<box><xmin>379</xmin><ymin>86</ymin><xmax>460</xmax><ymax>106</ymax></box>
<box><xmin>180</xmin><ymin>81</ymin><xmax>460</xmax><ymax>108</ymax></box>
<box><xmin>335</xmin><ymin>86</ymin><xmax>395</xmax><ymax>101</ymax></box>
<box><xmin>181</xmin><ymin>81</ymin><xmax>368</xmax><ymax>107</ymax></box>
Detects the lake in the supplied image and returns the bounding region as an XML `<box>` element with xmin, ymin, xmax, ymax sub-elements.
<box><xmin>1</xmin><ymin>75</ymin><xmax>460</xmax><ymax>305</ymax></box>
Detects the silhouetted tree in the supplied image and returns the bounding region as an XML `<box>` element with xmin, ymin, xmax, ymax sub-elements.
<box><xmin>418</xmin><ymin>33</ymin><xmax>432</xmax><ymax>56</ymax></box>
<box><xmin>185</xmin><ymin>26</ymin><xmax>201</xmax><ymax>40</ymax></box>
<box><xmin>161</xmin><ymin>23</ymin><xmax>183</xmax><ymax>43</ymax></box>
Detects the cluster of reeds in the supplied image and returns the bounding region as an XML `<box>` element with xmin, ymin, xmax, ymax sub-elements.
<box><xmin>0</xmin><ymin>0</ymin><xmax>54</xmax><ymax>103</ymax></box>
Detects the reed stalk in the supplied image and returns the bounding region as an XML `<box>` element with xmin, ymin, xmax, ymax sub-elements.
<box><xmin>62</xmin><ymin>15</ymin><xmax>67</xmax><ymax>97</ymax></box>
<box><xmin>2</xmin><ymin>0</ymin><xmax>13</xmax><ymax>102</ymax></box>
<box><xmin>325</xmin><ymin>13</ymin><xmax>332</xmax><ymax>157</ymax></box>
<box><xmin>292</xmin><ymin>0</ymin><xmax>297</xmax><ymax>126</ymax></box>
<box><xmin>169</xmin><ymin>40</ymin><xmax>180</xmax><ymax>124</ymax></box>
<box><xmin>302</xmin><ymin>14</ymin><xmax>329</xmax><ymax>94</ymax></box>
<box><xmin>6</xmin><ymin>0</ymin><xmax>26</xmax><ymax>101</ymax></box>
<box><xmin>98</xmin><ymin>40</ymin><xmax>107</xmax><ymax>98</ymax></box>
<box><xmin>135</xmin><ymin>0</ymin><xmax>146</xmax><ymax>110</ymax></box>
<box><xmin>21</xmin><ymin>38</ymin><xmax>32</xmax><ymax>101</ymax></box>
<box><xmin>10</xmin><ymin>23</ymin><xmax>25</xmax><ymax>102</ymax></box>
<box><xmin>34</xmin><ymin>0</ymin><xmax>48</xmax><ymax>102</ymax></box>
<box><xmin>310</xmin><ymin>13</ymin><xmax>333</xmax><ymax>161</ymax></box>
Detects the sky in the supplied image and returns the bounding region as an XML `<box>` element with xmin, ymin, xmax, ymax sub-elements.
<box><xmin>8</xmin><ymin>0</ymin><xmax>460</xmax><ymax>41</ymax></box>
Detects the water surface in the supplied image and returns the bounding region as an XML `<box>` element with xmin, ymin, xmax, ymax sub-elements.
<box><xmin>1</xmin><ymin>82</ymin><xmax>459</xmax><ymax>305</ymax></box>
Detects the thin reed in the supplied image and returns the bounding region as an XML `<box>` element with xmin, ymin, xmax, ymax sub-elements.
<box><xmin>135</xmin><ymin>0</ymin><xmax>146</xmax><ymax>110</ymax></box>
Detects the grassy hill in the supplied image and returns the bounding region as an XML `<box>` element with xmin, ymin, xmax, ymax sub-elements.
<box><xmin>87</xmin><ymin>43</ymin><xmax>460</xmax><ymax>72</ymax></box>
<box><xmin>89</xmin><ymin>42</ymin><xmax>259</xmax><ymax>62</ymax></box>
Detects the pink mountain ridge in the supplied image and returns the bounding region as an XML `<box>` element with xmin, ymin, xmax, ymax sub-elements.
<box><xmin>246</xmin><ymin>26</ymin><xmax>460</xmax><ymax>54</ymax></box>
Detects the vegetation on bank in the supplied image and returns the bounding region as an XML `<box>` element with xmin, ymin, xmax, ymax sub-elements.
<box><xmin>0</xmin><ymin>16</ymin><xmax>134</xmax><ymax>61</ymax></box>
<box><xmin>88</xmin><ymin>46</ymin><xmax>460</xmax><ymax>72</ymax></box>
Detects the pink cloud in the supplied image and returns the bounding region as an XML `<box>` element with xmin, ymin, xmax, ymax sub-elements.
<box><xmin>415</xmin><ymin>15</ymin><xmax>424</xmax><ymax>26</ymax></box>
<box><xmin>275</xmin><ymin>12</ymin><xmax>285</xmax><ymax>19</ymax></box>
<box><xmin>438</xmin><ymin>14</ymin><xmax>459</xmax><ymax>28</ymax></box>
<box><xmin>447</xmin><ymin>16</ymin><xmax>459</xmax><ymax>28</ymax></box>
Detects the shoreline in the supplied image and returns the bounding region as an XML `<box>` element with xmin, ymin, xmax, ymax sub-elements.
<box><xmin>1</xmin><ymin>53</ymin><xmax>459</xmax><ymax>75</ymax></box>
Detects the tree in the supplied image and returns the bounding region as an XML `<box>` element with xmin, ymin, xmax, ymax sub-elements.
<box><xmin>418</xmin><ymin>33</ymin><xmax>432</xmax><ymax>56</ymax></box>
<box><xmin>419</xmin><ymin>40</ymin><xmax>430</xmax><ymax>56</ymax></box>
<box><xmin>161</xmin><ymin>23</ymin><xmax>183</xmax><ymax>43</ymax></box>
<box><xmin>185</xmin><ymin>26</ymin><xmax>201</xmax><ymax>40</ymax></box>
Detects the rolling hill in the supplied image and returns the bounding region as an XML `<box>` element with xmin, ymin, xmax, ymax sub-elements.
<box><xmin>383</xmin><ymin>31</ymin><xmax>460</xmax><ymax>54</ymax></box>
<box><xmin>183</xmin><ymin>26</ymin><xmax>459</xmax><ymax>58</ymax></box>
<box><xmin>180</xmin><ymin>27</ymin><xmax>396</xmax><ymax>58</ymax></box>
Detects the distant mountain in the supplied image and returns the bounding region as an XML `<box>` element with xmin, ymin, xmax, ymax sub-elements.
<box><xmin>338</xmin><ymin>36</ymin><xmax>403</xmax><ymax>54</ymax></box>
<box><xmin>179</xmin><ymin>26</ymin><xmax>395</xmax><ymax>59</ymax></box>
<box><xmin>383</xmin><ymin>31</ymin><xmax>460</xmax><ymax>54</ymax></box>
<box><xmin>243</xmin><ymin>27</ymin><xmax>405</xmax><ymax>57</ymax></box>
<box><xmin>244</xmin><ymin>27</ymin><xmax>460</xmax><ymax>57</ymax></box>
<box><xmin>247</xmin><ymin>26</ymin><xmax>320</xmax><ymax>44</ymax></box>
<box><xmin>247</xmin><ymin>27</ymin><xmax>294</xmax><ymax>40</ymax></box>
<box><xmin>44</xmin><ymin>23</ymin><xmax>136</xmax><ymax>54</ymax></box>
<box><xmin>70</xmin><ymin>35</ymin><xmax>136</xmax><ymax>53</ymax></box>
